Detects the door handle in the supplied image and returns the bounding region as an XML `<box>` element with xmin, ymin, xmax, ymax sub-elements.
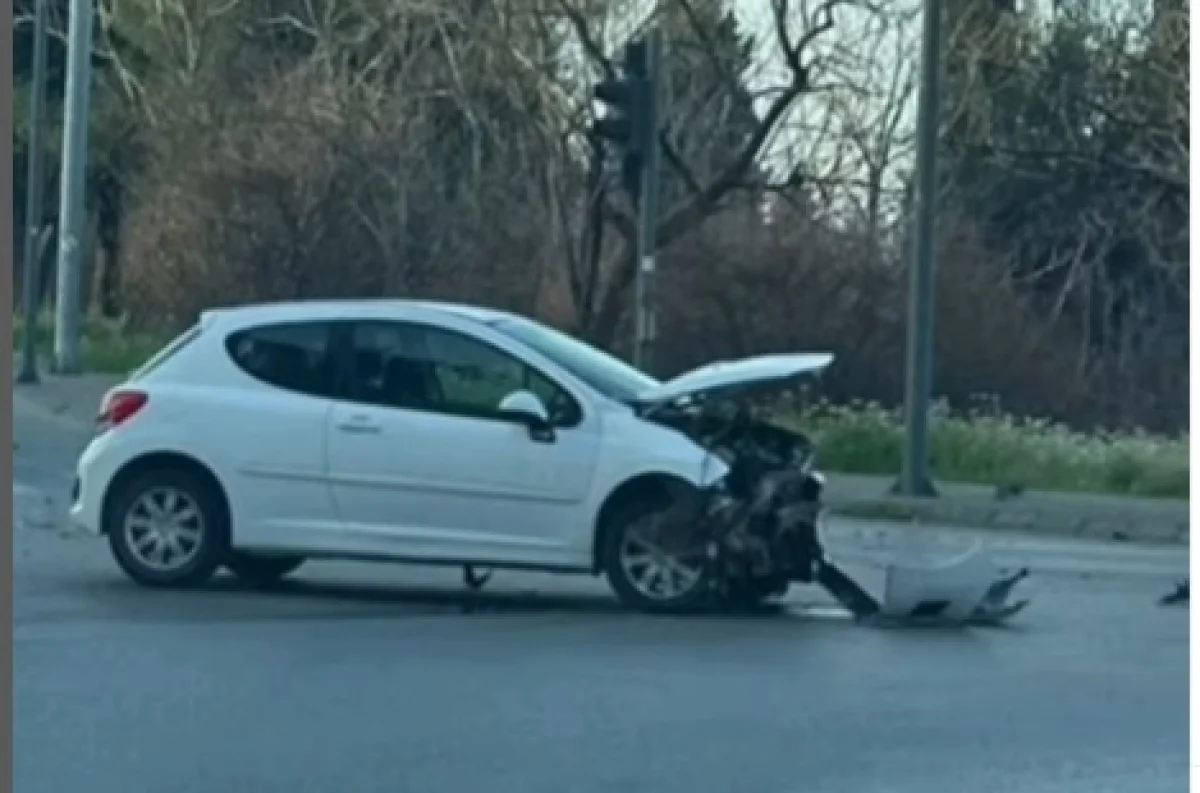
<box><xmin>336</xmin><ymin>416</ymin><xmax>382</xmax><ymax>435</ymax></box>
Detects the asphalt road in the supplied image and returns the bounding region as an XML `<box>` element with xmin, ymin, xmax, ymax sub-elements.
<box><xmin>13</xmin><ymin>395</ymin><xmax>1190</xmax><ymax>793</ymax></box>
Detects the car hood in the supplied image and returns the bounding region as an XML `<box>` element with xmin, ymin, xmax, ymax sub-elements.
<box><xmin>634</xmin><ymin>352</ymin><xmax>834</xmax><ymax>406</ymax></box>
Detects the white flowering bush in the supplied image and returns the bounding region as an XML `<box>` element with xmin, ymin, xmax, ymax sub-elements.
<box><xmin>785</xmin><ymin>399</ymin><xmax>1188</xmax><ymax>498</ymax></box>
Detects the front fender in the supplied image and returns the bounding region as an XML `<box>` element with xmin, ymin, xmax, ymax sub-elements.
<box><xmin>594</xmin><ymin>416</ymin><xmax>730</xmax><ymax>494</ymax></box>
<box><xmin>575</xmin><ymin>416</ymin><xmax>730</xmax><ymax>560</ymax></box>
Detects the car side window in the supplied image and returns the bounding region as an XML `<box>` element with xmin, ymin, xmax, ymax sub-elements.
<box><xmin>348</xmin><ymin>322</ymin><xmax>433</xmax><ymax>409</ymax></box>
<box><xmin>226</xmin><ymin>321</ymin><xmax>337</xmax><ymax>398</ymax></box>
<box><xmin>347</xmin><ymin>321</ymin><xmax>582</xmax><ymax>427</ymax></box>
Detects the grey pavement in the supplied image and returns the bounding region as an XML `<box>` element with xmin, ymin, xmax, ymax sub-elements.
<box><xmin>825</xmin><ymin>473</ymin><xmax>1190</xmax><ymax>546</ymax></box>
<box><xmin>12</xmin><ymin>382</ymin><xmax>1191</xmax><ymax>793</ymax></box>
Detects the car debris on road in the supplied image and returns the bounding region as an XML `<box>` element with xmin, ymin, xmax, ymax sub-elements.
<box><xmin>1158</xmin><ymin>579</ymin><xmax>1188</xmax><ymax>606</ymax></box>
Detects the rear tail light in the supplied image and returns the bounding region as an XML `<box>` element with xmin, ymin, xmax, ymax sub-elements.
<box><xmin>99</xmin><ymin>389</ymin><xmax>149</xmax><ymax>429</ymax></box>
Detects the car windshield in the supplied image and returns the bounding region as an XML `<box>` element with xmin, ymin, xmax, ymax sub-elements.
<box><xmin>490</xmin><ymin>317</ymin><xmax>660</xmax><ymax>403</ymax></box>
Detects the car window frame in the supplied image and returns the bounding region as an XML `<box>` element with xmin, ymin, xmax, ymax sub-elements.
<box><xmin>224</xmin><ymin>320</ymin><xmax>342</xmax><ymax>400</ymax></box>
<box><xmin>337</xmin><ymin>318</ymin><xmax>585</xmax><ymax>429</ymax></box>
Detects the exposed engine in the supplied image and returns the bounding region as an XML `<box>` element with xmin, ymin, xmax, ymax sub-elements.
<box><xmin>641</xmin><ymin>398</ymin><xmax>843</xmax><ymax>606</ymax></box>
<box><xmin>598</xmin><ymin>358</ymin><xmax>1035</xmax><ymax>625</ymax></box>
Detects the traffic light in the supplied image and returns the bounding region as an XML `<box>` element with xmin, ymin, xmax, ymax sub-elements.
<box><xmin>592</xmin><ymin>38</ymin><xmax>656</xmax><ymax>201</ymax></box>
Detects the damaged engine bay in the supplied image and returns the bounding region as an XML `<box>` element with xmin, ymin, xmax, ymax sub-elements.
<box><xmin>629</xmin><ymin>391</ymin><xmax>1032</xmax><ymax>625</ymax></box>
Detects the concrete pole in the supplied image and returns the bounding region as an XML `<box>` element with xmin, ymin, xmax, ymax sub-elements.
<box><xmin>17</xmin><ymin>0</ymin><xmax>50</xmax><ymax>384</ymax></box>
<box><xmin>52</xmin><ymin>0</ymin><xmax>95</xmax><ymax>375</ymax></box>
<box><xmin>896</xmin><ymin>0</ymin><xmax>944</xmax><ymax>497</ymax></box>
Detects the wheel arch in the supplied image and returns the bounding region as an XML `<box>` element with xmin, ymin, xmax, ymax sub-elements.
<box><xmin>100</xmin><ymin>450</ymin><xmax>231</xmax><ymax>536</ymax></box>
<box><xmin>590</xmin><ymin>472</ymin><xmax>701</xmax><ymax>574</ymax></box>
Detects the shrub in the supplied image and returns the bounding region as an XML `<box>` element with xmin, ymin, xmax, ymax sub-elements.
<box><xmin>13</xmin><ymin>313</ymin><xmax>165</xmax><ymax>375</ymax></box>
<box><xmin>790</xmin><ymin>401</ymin><xmax>1188</xmax><ymax>499</ymax></box>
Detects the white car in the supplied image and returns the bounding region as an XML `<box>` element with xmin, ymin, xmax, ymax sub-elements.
<box><xmin>71</xmin><ymin>299</ymin><xmax>841</xmax><ymax>613</ymax></box>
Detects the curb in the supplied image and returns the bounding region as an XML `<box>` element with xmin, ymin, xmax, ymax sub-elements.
<box><xmin>12</xmin><ymin>384</ymin><xmax>98</xmax><ymax>434</ymax></box>
<box><xmin>826</xmin><ymin>494</ymin><xmax>1189</xmax><ymax>547</ymax></box>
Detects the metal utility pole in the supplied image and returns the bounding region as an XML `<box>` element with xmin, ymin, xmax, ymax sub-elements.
<box><xmin>591</xmin><ymin>29</ymin><xmax>664</xmax><ymax>373</ymax></box>
<box><xmin>17</xmin><ymin>0</ymin><xmax>50</xmax><ymax>384</ymax></box>
<box><xmin>896</xmin><ymin>0</ymin><xmax>944</xmax><ymax>497</ymax></box>
<box><xmin>52</xmin><ymin>0</ymin><xmax>96</xmax><ymax>375</ymax></box>
<box><xmin>632</xmin><ymin>29</ymin><xmax>663</xmax><ymax>374</ymax></box>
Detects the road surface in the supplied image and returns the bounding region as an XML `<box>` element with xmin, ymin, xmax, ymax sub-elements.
<box><xmin>13</xmin><ymin>394</ymin><xmax>1189</xmax><ymax>793</ymax></box>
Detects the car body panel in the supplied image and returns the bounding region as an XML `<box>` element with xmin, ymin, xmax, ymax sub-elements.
<box><xmin>635</xmin><ymin>353</ymin><xmax>835</xmax><ymax>405</ymax></box>
<box><xmin>322</xmin><ymin>402</ymin><xmax>603</xmax><ymax>565</ymax></box>
<box><xmin>68</xmin><ymin>299</ymin><xmax>773</xmax><ymax>572</ymax></box>
<box><xmin>71</xmin><ymin>386</ymin><xmax>344</xmax><ymax>547</ymax></box>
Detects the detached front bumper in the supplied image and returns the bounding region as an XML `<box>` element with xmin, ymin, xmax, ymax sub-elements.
<box><xmin>813</xmin><ymin>527</ymin><xmax>1033</xmax><ymax>627</ymax></box>
<box><xmin>876</xmin><ymin>560</ymin><xmax>1031</xmax><ymax>625</ymax></box>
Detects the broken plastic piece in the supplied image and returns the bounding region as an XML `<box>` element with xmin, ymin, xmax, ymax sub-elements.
<box><xmin>463</xmin><ymin>565</ymin><xmax>493</xmax><ymax>591</ymax></box>
<box><xmin>1159</xmin><ymin>579</ymin><xmax>1189</xmax><ymax>606</ymax></box>
<box><xmin>816</xmin><ymin>541</ymin><xmax>1032</xmax><ymax>628</ymax></box>
<box><xmin>814</xmin><ymin>561</ymin><xmax>880</xmax><ymax>620</ymax></box>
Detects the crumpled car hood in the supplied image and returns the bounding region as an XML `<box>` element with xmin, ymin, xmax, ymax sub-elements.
<box><xmin>634</xmin><ymin>352</ymin><xmax>835</xmax><ymax>406</ymax></box>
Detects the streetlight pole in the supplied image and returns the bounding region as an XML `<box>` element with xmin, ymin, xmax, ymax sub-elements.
<box><xmin>17</xmin><ymin>0</ymin><xmax>50</xmax><ymax>384</ymax></box>
<box><xmin>896</xmin><ymin>0</ymin><xmax>944</xmax><ymax>497</ymax></box>
<box><xmin>52</xmin><ymin>0</ymin><xmax>96</xmax><ymax>375</ymax></box>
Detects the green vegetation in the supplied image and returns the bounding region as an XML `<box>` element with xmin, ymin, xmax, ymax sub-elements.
<box><xmin>14</xmin><ymin>314</ymin><xmax>166</xmax><ymax>376</ymax></box>
<box><xmin>788</xmin><ymin>403</ymin><xmax>1189</xmax><ymax>500</ymax></box>
<box><xmin>16</xmin><ymin>316</ymin><xmax>1187</xmax><ymax>500</ymax></box>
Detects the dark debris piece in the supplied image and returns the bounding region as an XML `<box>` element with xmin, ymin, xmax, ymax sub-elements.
<box><xmin>1159</xmin><ymin>580</ymin><xmax>1189</xmax><ymax>606</ymax></box>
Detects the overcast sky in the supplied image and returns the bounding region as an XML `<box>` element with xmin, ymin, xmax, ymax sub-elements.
<box><xmin>574</xmin><ymin>0</ymin><xmax>1156</xmax><ymax>222</ymax></box>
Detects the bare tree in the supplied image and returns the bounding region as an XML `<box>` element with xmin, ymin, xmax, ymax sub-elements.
<box><xmin>826</xmin><ymin>4</ymin><xmax>919</xmax><ymax>251</ymax></box>
<box><xmin>936</xmin><ymin>0</ymin><xmax>1189</xmax><ymax>427</ymax></box>
<box><xmin>546</xmin><ymin>0</ymin><xmax>872</xmax><ymax>347</ymax></box>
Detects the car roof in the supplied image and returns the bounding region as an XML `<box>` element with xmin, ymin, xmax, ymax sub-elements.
<box><xmin>202</xmin><ymin>299</ymin><xmax>519</xmax><ymax>328</ymax></box>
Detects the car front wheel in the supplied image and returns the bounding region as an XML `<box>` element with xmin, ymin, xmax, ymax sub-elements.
<box><xmin>105</xmin><ymin>467</ymin><xmax>228</xmax><ymax>589</ymax></box>
<box><xmin>602</xmin><ymin>492</ymin><xmax>713</xmax><ymax>614</ymax></box>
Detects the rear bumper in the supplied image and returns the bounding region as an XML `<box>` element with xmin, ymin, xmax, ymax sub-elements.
<box><xmin>69</xmin><ymin>484</ymin><xmax>103</xmax><ymax>537</ymax></box>
<box><xmin>69</xmin><ymin>432</ymin><xmax>122</xmax><ymax>536</ymax></box>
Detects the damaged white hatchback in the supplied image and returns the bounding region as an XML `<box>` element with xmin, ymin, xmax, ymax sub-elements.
<box><xmin>70</xmin><ymin>299</ymin><xmax>1029</xmax><ymax>624</ymax></box>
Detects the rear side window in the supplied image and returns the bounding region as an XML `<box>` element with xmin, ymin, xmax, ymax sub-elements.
<box><xmin>129</xmin><ymin>324</ymin><xmax>202</xmax><ymax>380</ymax></box>
<box><xmin>225</xmin><ymin>321</ymin><xmax>338</xmax><ymax>398</ymax></box>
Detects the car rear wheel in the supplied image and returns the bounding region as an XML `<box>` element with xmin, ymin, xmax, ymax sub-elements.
<box><xmin>225</xmin><ymin>552</ymin><xmax>305</xmax><ymax>587</ymax></box>
<box><xmin>106</xmin><ymin>467</ymin><xmax>228</xmax><ymax>589</ymax></box>
<box><xmin>602</xmin><ymin>493</ymin><xmax>713</xmax><ymax>614</ymax></box>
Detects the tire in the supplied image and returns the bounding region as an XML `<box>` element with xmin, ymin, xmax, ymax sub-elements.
<box><xmin>105</xmin><ymin>466</ymin><xmax>229</xmax><ymax>589</ymax></box>
<box><xmin>225</xmin><ymin>552</ymin><xmax>305</xmax><ymax>587</ymax></box>
<box><xmin>601</xmin><ymin>490</ymin><xmax>713</xmax><ymax>614</ymax></box>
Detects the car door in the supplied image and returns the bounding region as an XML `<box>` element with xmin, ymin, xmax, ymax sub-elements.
<box><xmin>218</xmin><ymin>319</ymin><xmax>343</xmax><ymax>550</ymax></box>
<box><xmin>325</xmin><ymin>318</ymin><xmax>602</xmax><ymax>567</ymax></box>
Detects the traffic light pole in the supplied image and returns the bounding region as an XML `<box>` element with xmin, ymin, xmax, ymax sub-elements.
<box><xmin>591</xmin><ymin>30</ymin><xmax>664</xmax><ymax>372</ymax></box>
<box><xmin>632</xmin><ymin>29</ymin><xmax>663</xmax><ymax>374</ymax></box>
